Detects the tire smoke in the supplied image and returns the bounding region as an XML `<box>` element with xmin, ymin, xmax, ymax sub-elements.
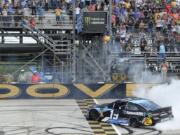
<box><xmin>133</xmin><ymin>80</ymin><xmax>180</xmax><ymax>130</ymax></box>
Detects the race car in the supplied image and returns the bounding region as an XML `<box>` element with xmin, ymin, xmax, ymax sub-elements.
<box><xmin>87</xmin><ymin>97</ymin><xmax>173</xmax><ymax>127</ymax></box>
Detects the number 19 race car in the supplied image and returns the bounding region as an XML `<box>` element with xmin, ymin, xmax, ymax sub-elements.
<box><xmin>87</xmin><ymin>97</ymin><xmax>173</xmax><ymax>127</ymax></box>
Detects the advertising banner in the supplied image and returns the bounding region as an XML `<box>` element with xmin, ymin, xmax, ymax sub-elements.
<box><xmin>83</xmin><ymin>12</ymin><xmax>107</xmax><ymax>33</ymax></box>
<box><xmin>0</xmin><ymin>83</ymin><xmax>126</xmax><ymax>99</ymax></box>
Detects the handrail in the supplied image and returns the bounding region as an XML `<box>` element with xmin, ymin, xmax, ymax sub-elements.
<box><xmin>117</xmin><ymin>52</ymin><xmax>180</xmax><ymax>54</ymax></box>
<box><xmin>0</xmin><ymin>15</ymin><xmax>73</xmax><ymax>28</ymax></box>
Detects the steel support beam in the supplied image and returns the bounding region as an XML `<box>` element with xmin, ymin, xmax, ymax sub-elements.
<box><xmin>72</xmin><ymin>0</ymin><xmax>76</xmax><ymax>82</ymax></box>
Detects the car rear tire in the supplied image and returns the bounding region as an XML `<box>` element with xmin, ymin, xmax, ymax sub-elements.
<box><xmin>89</xmin><ymin>109</ymin><xmax>100</xmax><ymax>121</ymax></box>
<box><xmin>130</xmin><ymin>118</ymin><xmax>140</xmax><ymax>128</ymax></box>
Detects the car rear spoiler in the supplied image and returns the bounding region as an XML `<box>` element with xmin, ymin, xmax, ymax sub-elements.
<box><xmin>151</xmin><ymin>106</ymin><xmax>172</xmax><ymax>113</ymax></box>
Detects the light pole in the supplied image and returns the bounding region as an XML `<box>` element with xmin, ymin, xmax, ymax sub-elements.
<box><xmin>107</xmin><ymin>0</ymin><xmax>112</xmax><ymax>82</ymax></box>
<box><xmin>61</xmin><ymin>61</ymin><xmax>64</xmax><ymax>83</ymax></box>
<box><xmin>72</xmin><ymin>0</ymin><xmax>76</xmax><ymax>82</ymax></box>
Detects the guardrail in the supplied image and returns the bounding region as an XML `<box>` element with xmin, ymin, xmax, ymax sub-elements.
<box><xmin>111</xmin><ymin>52</ymin><xmax>180</xmax><ymax>58</ymax></box>
<box><xmin>0</xmin><ymin>15</ymin><xmax>73</xmax><ymax>28</ymax></box>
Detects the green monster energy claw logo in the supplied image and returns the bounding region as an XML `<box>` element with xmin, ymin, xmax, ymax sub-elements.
<box><xmin>84</xmin><ymin>17</ymin><xmax>91</xmax><ymax>25</ymax></box>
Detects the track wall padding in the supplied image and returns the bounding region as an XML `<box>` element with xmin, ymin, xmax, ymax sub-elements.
<box><xmin>0</xmin><ymin>83</ymin><xmax>126</xmax><ymax>99</ymax></box>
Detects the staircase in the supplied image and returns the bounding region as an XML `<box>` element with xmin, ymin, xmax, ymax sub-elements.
<box><xmin>75</xmin><ymin>39</ymin><xmax>110</xmax><ymax>82</ymax></box>
<box><xmin>22</xmin><ymin>25</ymin><xmax>72</xmax><ymax>56</ymax></box>
<box><xmin>53</xmin><ymin>38</ymin><xmax>72</xmax><ymax>55</ymax></box>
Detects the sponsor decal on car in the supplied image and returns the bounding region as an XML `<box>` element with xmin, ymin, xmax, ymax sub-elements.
<box><xmin>143</xmin><ymin>117</ymin><xmax>153</xmax><ymax>126</ymax></box>
<box><xmin>125</xmin><ymin>111</ymin><xmax>144</xmax><ymax>116</ymax></box>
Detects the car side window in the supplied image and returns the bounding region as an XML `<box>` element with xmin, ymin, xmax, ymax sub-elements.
<box><xmin>126</xmin><ymin>103</ymin><xmax>139</xmax><ymax>111</ymax></box>
<box><xmin>107</xmin><ymin>103</ymin><xmax>114</xmax><ymax>108</ymax></box>
<box><xmin>113</xmin><ymin>103</ymin><xmax>120</xmax><ymax>110</ymax></box>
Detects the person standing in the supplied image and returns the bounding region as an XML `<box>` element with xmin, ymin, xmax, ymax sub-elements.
<box><xmin>119</xmin><ymin>24</ymin><xmax>126</xmax><ymax>52</ymax></box>
<box><xmin>18</xmin><ymin>69</ymin><xmax>26</xmax><ymax>83</ymax></box>
<box><xmin>37</xmin><ymin>2</ymin><xmax>44</xmax><ymax>24</ymax></box>
<box><xmin>29</xmin><ymin>16</ymin><xmax>36</xmax><ymax>29</ymax></box>
<box><xmin>160</xmin><ymin>59</ymin><xmax>168</xmax><ymax>82</ymax></box>
<box><xmin>31</xmin><ymin>0</ymin><xmax>36</xmax><ymax>15</ymax></box>
<box><xmin>31</xmin><ymin>72</ymin><xmax>40</xmax><ymax>83</ymax></box>
<box><xmin>55</xmin><ymin>6</ymin><xmax>61</xmax><ymax>24</ymax></box>
<box><xmin>159</xmin><ymin>39</ymin><xmax>166</xmax><ymax>61</ymax></box>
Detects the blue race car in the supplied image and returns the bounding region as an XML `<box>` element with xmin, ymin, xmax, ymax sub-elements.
<box><xmin>87</xmin><ymin>97</ymin><xmax>173</xmax><ymax>127</ymax></box>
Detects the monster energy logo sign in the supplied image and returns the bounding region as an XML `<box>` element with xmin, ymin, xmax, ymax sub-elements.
<box><xmin>84</xmin><ymin>17</ymin><xmax>105</xmax><ymax>25</ymax></box>
<box><xmin>85</xmin><ymin>17</ymin><xmax>91</xmax><ymax>25</ymax></box>
<box><xmin>83</xmin><ymin>12</ymin><xmax>107</xmax><ymax>33</ymax></box>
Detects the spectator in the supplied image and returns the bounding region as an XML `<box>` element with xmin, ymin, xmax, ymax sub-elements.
<box><xmin>139</xmin><ymin>19</ymin><xmax>145</xmax><ymax>31</ymax></box>
<box><xmin>14</xmin><ymin>8</ymin><xmax>22</xmax><ymax>27</ymax></box>
<box><xmin>20</xmin><ymin>16</ymin><xmax>28</xmax><ymax>28</ymax></box>
<box><xmin>0</xmin><ymin>5</ymin><xmax>2</xmax><ymax>15</ymax></box>
<box><xmin>61</xmin><ymin>7</ymin><xmax>66</xmax><ymax>25</ymax></box>
<box><xmin>2</xmin><ymin>7</ymin><xmax>8</xmax><ymax>27</ymax></box>
<box><xmin>31</xmin><ymin>0</ymin><xmax>36</xmax><ymax>15</ymax></box>
<box><xmin>88</xmin><ymin>2</ymin><xmax>96</xmax><ymax>11</ymax></box>
<box><xmin>119</xmin><ymin>24</ymin><xmax>126</xmax><ymax>52</ymax></box>
<box><xmin>29</xmin><ymin>16</ymin><xmax>36</xmax><ymax>29</ymax></box>
<box><xmin>37</xmin><ymin>2</ymin><xmax>44</xmax><ymax>24</ymax></box>
<box><xmin>159</xmin><ymin>39</ymin><xmax>166</xmax><ymax>61</ymax></box>
<box><xmin>75</xmin><ymin>5</ymin><xmax>80</xmax><ymax>19</ymax></box>
<box><xmin>7</xmin><ymin>4</ymin><xmax>14</xmax><ymax>15</ymax></box>
<box><xmin>127</xmin><ymin>14</ymin><xmax>135</xmax><ymax>32</ymax></box>
<box><xmin>148</xmin><ymin>16</ymin><xmax>154</xmax><ymax>33</ymax></box>
<box><xmin>31</xmin><ymin>72</ymin><xmax>40</xmax><ymax>83</ymax></box>
<box><xmin>140</xmin><ymin>39</ymin><xmax>147</xmax><ymax>54</ymax></box>
<box><xmin>55</xmin><ymin>6</ymin><xmax>61</xmax><ymax>24</ymax></box>
<box><xmin>112</xmin><ymin>13</ymin><xmax>116</xmax><ymax>27</ymax></box>
<box><xmin>18</xmin><ymin>69</ymin><xmax>26</xmax><ymax>83</ymax></box>
<box><xmin>126</xmin><ymin>41</ymin><xmax>133</xmax><ymax>52</ymax></box>
<box><xmin>155</xmin><ymin>14</ymin><xmax>163</xmax><ymax>32</ymax></box>
<box><xmin>160</xmin><ymin>59</ymin><xmax>168</xmax><ymax>82</ymax></box>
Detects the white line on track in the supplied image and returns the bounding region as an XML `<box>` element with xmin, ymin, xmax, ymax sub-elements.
<box><xmin>93</xmin><ymin>99</ymin><xmax>122</xmax><ymax>135</ymax></box>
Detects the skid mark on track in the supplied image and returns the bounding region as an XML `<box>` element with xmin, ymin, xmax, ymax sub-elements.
<box><xmin>139</xmin><ymin>127</ymin><xmax>162</xmax><ymax>135</ymax></box>
<box><xmin>119</xmin><ymin>125</ymin><xmax>162</xmax><ymax>135</ymax></box>
<box><xmin>77</xmin><ymin>99</ymin><xmax>118</xmax><ymax>135</ymax></box>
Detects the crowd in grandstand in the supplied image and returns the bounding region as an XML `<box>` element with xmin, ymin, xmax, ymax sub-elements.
<box><xmin>0</xmin><ymin>0</ymin><xmax>73</xmax><ymax>26</ymax></box>
<box><xmin>110</xmin><ymin>0</ymin><xmax>180</xmax><ymax>55</ymax></box>
<box><xmin>73</xmin><ymin>0</ymin><xmax>180</xmax><ymax>56</ymax></box>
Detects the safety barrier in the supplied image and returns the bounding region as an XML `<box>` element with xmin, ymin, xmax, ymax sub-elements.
<box><xmin>0</xmin><ymin>83</ymin><xmax>126</xmax><ymax>99</ymax></box>
<box><xmin>0</xmin><ymin>83</ymin><xmax>162</xmax><ymax>99</ymax></box>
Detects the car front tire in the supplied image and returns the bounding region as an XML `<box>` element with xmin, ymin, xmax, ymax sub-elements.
<box><xmin>89</xmin><ymin>109</ymin><xmax>100</xmax><ymax>121</ymax></box>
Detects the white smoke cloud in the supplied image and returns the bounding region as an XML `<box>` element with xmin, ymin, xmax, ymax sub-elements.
<box><xmin>127</xmin><ymin>63</ymin><xmax>162</xmax><ymax>83</ymax></box>
<box><xmin>133</xmin><ymin>79</ymin><xmax>180</xmax><ymax>130</ymax></box>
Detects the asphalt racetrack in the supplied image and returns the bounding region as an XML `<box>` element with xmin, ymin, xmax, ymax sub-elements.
<box><xmin>0</xmin><ymin>99</ymin><xmax>179</xmax><ymax>135</ymax></box>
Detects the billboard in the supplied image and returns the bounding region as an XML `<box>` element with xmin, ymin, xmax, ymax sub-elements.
<box><xmin>83</xmin><ymin>12</ymin><xmax>107</xmax><ymax>33</ymax></box>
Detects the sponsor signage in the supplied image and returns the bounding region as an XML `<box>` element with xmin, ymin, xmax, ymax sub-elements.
<box><xmin>83</xmin><ymin>12</ymin><xmax>107</xmax><ymax>33</ymax></box>
<box><xmin>0</xmin><ymin>83</ymin><xmax>125</xmax><ymax>99</ymax></box>
<box><xmin>125</xmin><ymin>111</ymin><xmax>144</xmax><ymax>116</ymax></box>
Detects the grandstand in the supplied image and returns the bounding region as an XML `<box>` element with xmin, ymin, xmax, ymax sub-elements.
<box><xmin>0</xmin><ymin>0</ymin><xmax>179</xmax><ymax>83</ymax></box>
